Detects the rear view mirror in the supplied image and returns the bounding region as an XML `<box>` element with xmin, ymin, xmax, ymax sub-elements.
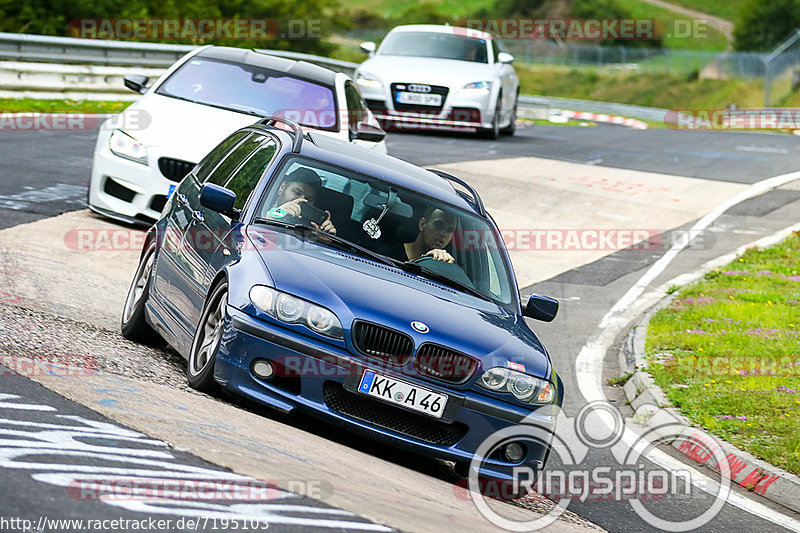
<box><xmin>124</xmin><ymin>74</ymin><xmax>150</xmax><ymax>94</ymax></box>
<box><xmin>497</xmin><ymin>52</ymin><xmax>515</xmax><ymax>64</ymax></box>
<box><xmin>200</xmin><ymin>183</ymin><xmax>237</xmax><ymax>215</ymax></box>
<box><xmin>524</xmin><ymin>294</ymin><xmax>559</xmax><ymax>322</ymax></box>
<box><xmin>360</xmin><ymin>41</ymin><xmax>377</xmax><ymax>54</ymax></box>
<box><xmin>363</xmin><ymin>192</ymin><xmax>413</xmax><ymax>218</ymax></box>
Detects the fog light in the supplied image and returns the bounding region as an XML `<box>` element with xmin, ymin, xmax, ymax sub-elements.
<box><xmin>253</xmin><ymin>360</ymin><xmax>274</xmax><ymax>379</ymax></box>
<box><xmin>504</xmin><ymin>442</ymin><xmax>525</xmax><ymax>463</ymax></box>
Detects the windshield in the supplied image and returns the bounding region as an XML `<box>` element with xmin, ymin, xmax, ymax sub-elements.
<box><xmin>156</xmin><ymin>57</ymin><xmax>339</xmax><ymax>132</ymax></box>
<box><xmin>379</xmin><ymin>32</ymin><xmax>489</xmax><ymax>63</ymax></box>
<box><xmin>253</xmin><ymin>156</ymin><xmax>515</xmax><ymax>306</ymax></box>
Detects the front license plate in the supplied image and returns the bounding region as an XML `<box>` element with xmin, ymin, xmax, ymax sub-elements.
<box><xmin>395</xmin><ymin>91</ymin><xmax>442</xmax><ymax>106</ymax></box>
<box><xmin>358</xmin><ymin>370</ymin><xmax>448</xmax><ymax>418</ymax></box>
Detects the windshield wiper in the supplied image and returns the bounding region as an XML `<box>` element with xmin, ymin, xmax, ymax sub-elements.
<box><xmin>251</xmin><ymin>218</ymin><xmax>401</xmax><ymax>268</ymax></box>
<box><xmin>158</xmin><ymin>91</ymin><xmax>200</xmax><ymax>106</ymax></box>
<box><xmin>399</xmin><ymin>261</ymin><xmax>491</xmax><ymax>301</ymax></box>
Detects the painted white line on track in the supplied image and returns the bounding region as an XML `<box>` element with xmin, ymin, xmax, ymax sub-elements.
<box><xmin>575</xmin><ymin>169</ymin><xmax>800</xmax><ymax>531</ymax></box>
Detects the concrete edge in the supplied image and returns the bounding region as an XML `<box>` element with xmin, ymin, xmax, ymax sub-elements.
<box><xmin>619</xmin><ymin>282</ymin><xmax>800</xmax><ymax>513</ymax></box>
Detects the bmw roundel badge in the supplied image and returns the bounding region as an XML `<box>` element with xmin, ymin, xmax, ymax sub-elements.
<box><xmin>411</xmin><ymin>321</ymin><xmax>429</xmax><ymax>333</ymax></box>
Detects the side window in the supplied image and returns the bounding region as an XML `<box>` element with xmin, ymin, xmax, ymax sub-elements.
<box><xmin>195</xmin><ymin>131</ymin><xmax>249</xmax><ymax>182</ymax></box>
<box><xmin>344</xmin><ymin>82</ymin><xmax>366</xmax><ymax>130</ymax></box>
<box><xmin>225</xmin><ymin>138</ymin><xmax>278</xmax><ymax>211</ymax></box>
<box><xmin>204</xmin><ymin>133</ymin><xmax>262</xmax><ymax>186</ymax></box>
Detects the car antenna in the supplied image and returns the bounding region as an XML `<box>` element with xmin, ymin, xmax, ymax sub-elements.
<box><xmin>257</xmin><ymin>116</ymin><xmax>305</xmax><ymax>153</ymax></box>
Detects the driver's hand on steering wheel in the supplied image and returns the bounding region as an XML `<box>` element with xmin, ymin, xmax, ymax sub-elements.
<box><xmin>423</xmin><ymin>249</ymin><xmax>454</xmax><ymax>263</ymax></box>
<box><xmin>312</xmin><ymin>211</ymin><xmax>337</xmax><ymax>235</ymax></box>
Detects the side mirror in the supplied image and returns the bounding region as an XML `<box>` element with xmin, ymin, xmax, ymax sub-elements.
<box><xmin>200</xmin><ymin>183</ymin><xmax>237</xmax><ymax>216</ymax></box>
<box><xmin>350</xmin><ymin>121</ymin><xmax>386</xmax><ymax>143</ymax></box>
<box><xmin>497</xmin><ymin>52</ymin><xmax>515</xmax><ymax>64</ymax></box>
<box><xmin>523</xmin><ymin>293</ymin><xmax>559</xmax><ymax>322</ymax></box>
<box><xmin>360</xmin><ymin>41</ymin><xmax>377</xmax><ymax>55</ymax></box>
<box><xmin>124</xmin><ymin>74</ymin><xmax>150</xmax><ymax>94</ymax></box>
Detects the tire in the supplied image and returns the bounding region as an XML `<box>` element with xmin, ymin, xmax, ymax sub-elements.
<box><xmin>187</xmin><ymin>281</ymin><xmax>228</xmax><ymax>393</ymax></box>
<box><xmin>478</xmin><ymin>96</ymin><xmax>502</xmax><ymax>140</ymax></box>
<box><xmin>501</xmin><ymin>93</ymin><xmax>518</xmax><ymax>136</ymax></box>
<box><xmin>121</xmin><ymin>243</ymin><xmax>161</xmax><ymax>343</ymax></box>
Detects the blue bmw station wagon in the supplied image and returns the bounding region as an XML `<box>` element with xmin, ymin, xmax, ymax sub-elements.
<box><xmin>122</xmin><ymin>117</ymin><xmax>563</xmax><ymax>481</ymax></box>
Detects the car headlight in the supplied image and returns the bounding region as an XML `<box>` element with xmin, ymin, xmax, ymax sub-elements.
<box><xmin>249</xmin><ymin>285</ymin><xmax>344</xmax><ymax>339</ymax></box>
<box><xmin>460</xmin><ymin>81</ymin><xmax>492</xmax><ymax>96</ymax></box>
<box><xmin>477</xmin><ymin>366</ymin><xmax>555</xmax><ymax>404</ymax></box>
<box><xmin>356</xmin><ymin>73</ymin><xmax>383</xmax><ymax>89</ymax></box>
<box><xmin>109</xmin><ymin>129</ymin><xmax>147</xmax><ymax>164</ymax></box>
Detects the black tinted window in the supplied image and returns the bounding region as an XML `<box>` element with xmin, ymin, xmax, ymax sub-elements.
<box><xmin>344</xmin><ymin>82</ymin><xmax>366</xmax><ymax>130</ymax></box>
<box><xmin>225</xmin><ymin>138</ymin><xmax>278</xmax><ymax>210</ymax></box>
<box><xmin>204</xmin><ymin>133</ymin><xmax>261</xmax><ymax>186</ymax></box>
<box><xmin>195</xmin><ymin>131</ymin><xmax>248</xmax><ymax>182</ymax></box>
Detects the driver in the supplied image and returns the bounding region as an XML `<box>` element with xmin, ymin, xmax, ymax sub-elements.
<box><xmin>386</xmin><ymin>206</ymin><xmax>458</xmax><ymax>263</ymax></box>
<box><xmin>270</xmin><ymin>168</ymin><xmax>337</xmax><ymax>234</ymax></box>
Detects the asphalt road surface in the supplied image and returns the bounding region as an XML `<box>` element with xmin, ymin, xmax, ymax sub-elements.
<box><xmin>1</xmin><ymin>121</ymin><xmax>799</xmax><ymax>532</ymax></box>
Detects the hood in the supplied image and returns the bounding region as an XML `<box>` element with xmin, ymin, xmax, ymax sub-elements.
<box><xmin>247</xmin><ymin>228</ymin><xmax>550</xmax><ymax>378</ymax></box>
<box><xmin>357</xmin><ymin>56</ymin><xmax>496</xmax><ymax>89</ymax></box>
<box><xmin>120</xmin><ymin>94</ymin><xmax>270</xmax><ymax>163</ymax></box>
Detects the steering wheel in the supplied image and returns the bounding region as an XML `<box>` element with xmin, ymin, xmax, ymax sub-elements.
<box><xmin>412</xmin><ymin>255</ymin><xmax>474</xmax><ymax>288</ymax></box>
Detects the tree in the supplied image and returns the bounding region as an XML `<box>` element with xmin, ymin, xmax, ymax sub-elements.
<box><xmin>733</xmin><ymin>0</ymin><xmax>800</xmax><ymax>52</ymax></box>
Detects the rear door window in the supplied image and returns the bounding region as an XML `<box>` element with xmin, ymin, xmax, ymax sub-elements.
<box><xmin>224</xmin><ymin>137</ymin><xmax>279</xmax><ymax>211</ymax></box>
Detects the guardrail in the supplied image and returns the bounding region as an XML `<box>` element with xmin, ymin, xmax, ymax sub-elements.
<box><xmin>0</xmin><ymin>32</ymin><xmax>667</xmax><ymax>124</ymax></box>
<box><xmin>520</xmin><ymin>95</ymin><xmax>668</xmax><ymax>122</ymax></box>
<box><xmin>0</xmin><ymin>32</ymin><xmax>358</xmax><ymax>75</ymax></box>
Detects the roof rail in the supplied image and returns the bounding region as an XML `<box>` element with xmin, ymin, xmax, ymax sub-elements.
<box><xmin>257</xmin><ymin>116</ymin><xmax>305</xmax><ymax>153</ymax></box>
<box><xmin>427</xmin><ymin>169</ymin><xmax>486</xmax><ymax>217</ymax></box>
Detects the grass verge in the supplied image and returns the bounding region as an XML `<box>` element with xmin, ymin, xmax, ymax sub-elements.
<box><xmin>645</xmin><ymin>232</ymin><xmax>800</xmax><ymax>476</ymax></box>
<box><xmin>662</xmin><ymin>0</ymin><xmax>748</xmax><ymax>22</ymax></box>
<box><xmin>514</xmin><ymin>63</ymin><xmax>800</xmax><ymax>109</ymax></box>
<box><xmin>0</xmin><ymin>98</ymin><xmax>130</xmax><ymax>113</ymax></box>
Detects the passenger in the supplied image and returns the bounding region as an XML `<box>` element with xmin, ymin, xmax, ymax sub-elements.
<box><xmin>385</xmin><ymin>206</ymin><xmax>458</xmax><ymax>263</ymax></box>
<box><xmin>270</xmin><ymin>168</ymin><xmax>337</xmax><ymax>234</ymax></box>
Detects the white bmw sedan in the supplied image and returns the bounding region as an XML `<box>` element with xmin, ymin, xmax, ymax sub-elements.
<box><xmin>89</xmin><ymin>45</ymin><xmax>386</xmax><ymax>225</ymax></box>
<box><xmin>354</xmin><ymin>24</ymin><xmax>519</xmax><ymax>139</ymax></box>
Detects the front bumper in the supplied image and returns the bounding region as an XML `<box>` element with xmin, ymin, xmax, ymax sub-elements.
<box><xmin>215</xmin><ymin>307</ymin><xmax>557</xmax><ymax>479</ymax></box>
<box><xmin>88</xmin><ymin>130</ymin><xmax>191</xmax><ymax>225</ymax></box>
<box><xmin>358</xmin><ymin>82</ymin><xmax>494</xmax><ymax>130</ymax></box>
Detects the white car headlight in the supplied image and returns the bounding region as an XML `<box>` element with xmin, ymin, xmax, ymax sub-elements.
<box><xmin>249</xmin><ymin>285</ymin><xmax>344</xmax><ymax>339</ymax></box>
<box><xmin>109</xmin><ymin>129</ymin><xmax>148</xmax><ymax>164</ymax></box>
<box><xmin>460</xmin><ymin>81</ymin><xmax>492</xmax><ymax>96</ymax></box>
<box><xmin>477</xmin><ymin>366</ymin><xmax>555</xmax><ymax>404</ymax></box>
<box><xmin>356</xmin><ymin>73</ymin><xmax>383</xmax><ymax>89</ymax></box>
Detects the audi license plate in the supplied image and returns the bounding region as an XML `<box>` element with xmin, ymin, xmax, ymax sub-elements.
<box><xmin>358</xmin><ymin>369</ymin><xmax>448</xmax><ymax>418</ymax></box>
<box><xmin>395</xmin><ymin>91</ymin><xmax>442</xmax><ymax>106</ymax></box>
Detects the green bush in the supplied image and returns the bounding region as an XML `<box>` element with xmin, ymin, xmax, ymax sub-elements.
<box><xmin>733</xmin><ymin>0</ymin><xmax>800</xmax><ymax>52</ymax></box>
<box><xmin>0</xmin><ymin>0</ymin><xmax>337</xmax><ymax>55</ymax></box>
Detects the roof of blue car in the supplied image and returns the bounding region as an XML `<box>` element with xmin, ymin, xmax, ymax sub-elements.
<box><xmin>246</xmin><ymin>124</ymin><xmax>477</xmax><ymax>213</ymax></box>
<box><xmin>299</xmin><ymin>132</ymin><xmax>476</xmax><ymax>213</ymax></box>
